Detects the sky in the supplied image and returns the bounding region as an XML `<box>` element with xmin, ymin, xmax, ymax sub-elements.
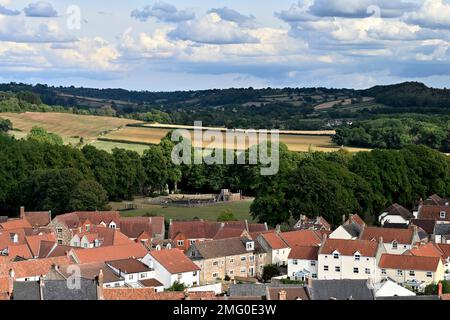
<box><xmin>0</xmin><ymin>0</ymin><xmax>450</xmax><ymax>91</ymax></box>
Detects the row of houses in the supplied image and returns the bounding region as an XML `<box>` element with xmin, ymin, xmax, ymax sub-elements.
<box><xmin>0</xmin><ymin>194</ymin><xmax>449</xmax><ymax>300</ymax></box>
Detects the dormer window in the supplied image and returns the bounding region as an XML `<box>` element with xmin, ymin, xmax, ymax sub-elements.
<box><xmin>333</xmin><ymin>251</ymin><xmax>340</xmax><ymax>259</ymax></box>
<box><xmin>392</xmin><ymin>241</ymin><xmax>398</xmax><ymax>250</ymax></box>
<box><xmin>354</xmin><ymin>253</ymin><xmax>361</xmax><ymax>261</ymax></box>
<box><xmin>85</xmin><ymin>225</ymin><xmax>90</xmax><ymax>231</ymax></box>
<box><xmin>246</xmin><ymin>241</ymin><xmax>255</xmax><ymax>251</ymax></box>
<box><xmin>440</xmin><ymin>211</ymin><xmax>446</xmax><ymax>219</ymax></box>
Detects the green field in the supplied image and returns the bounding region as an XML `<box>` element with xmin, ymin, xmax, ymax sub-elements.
<box><xmin>111</xmin><ymin>200</ymin><xmax>254</xmax><ymax>221</ymax></box>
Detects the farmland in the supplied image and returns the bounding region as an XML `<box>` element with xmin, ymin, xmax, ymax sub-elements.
<box><xmin>1</xmin><ymin>112</ymin><xmax>371</xmax><ymax>153</ymax></box>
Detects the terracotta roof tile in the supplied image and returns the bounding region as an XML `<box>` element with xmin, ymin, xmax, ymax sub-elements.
<box><xmin>379</xmin><ymin>254</ymin><xmax>440</xmax><ymax>271</ymax></box>
<box><xmin>280</xmin><ymin>230</ymin><xmax>322</xmax><ymax>247</ymax></box>
<box><xmin>150</xmin><ymin>249</ymin><xmax>200</xmax><ymax>274</ymax></box>
<box><xmin>24</xmin><ymin>211</ymin><xmax>51</xmax><ymax>228</ymax></box>
<box><xmin>360</xmin><ymin>227</ymin><xmax>414</xmax><ymax>244</ymax></box>
<box><xmin>120</xmin><ymin>217</ymin><xmax>165</xmax><ymax>238</ymax></box>
<box><xmin>7</xmin><ymin>244</ymin><xmax>33</xmax><ymax>259</ymax></box>
<box><xmin>213</xmin><ymin>228</ymin><xmax>246</xmax><ymax>240</ymax></box>
<box><xmin>71</xmin><ymin>243</ymin><xmax>148</xmax><ymax>264</ymax></box>
<box><xmin>320</xmin><ymin>239</ymin><xmax>379</xmax><ymax>257</ymax></box>
<box><xmin>0</xmin><ymin>219</ymin><xmax>32</xmax><ymax>231</ymax></box>
<box><xmin>267</xmin><ymin>287</ymin><xmax>310</xmax><ymax>300</ymax></box>
<box><xmin>25</xmin><ymin>233</ymin><xmax>56</xmax><ymax>257</ymax></box>
<box><xmin>260</xmin><ymin>232</ymin><xmax>289</xmax><ymax>250</ymax></box>
<box><xmin>139</xmin><ymin>278</ymin><xmax>163</xmax><ymax>288</ymax></box>
<box><xmin>288</xmin><ymin>246</ymin><xmax>319</xmax><ymax>260</ymax></box>
<box><xmin>103</xmin><ymin>288</ymin><xmax>186</xmax><ymax>300</ymax></box>
<box><xmin>0</xmin><ymin>256</ymin><xmax>70</xmax><ymax>279</ymax></box>
<box><xmin>419</xmin><ymin>205</ymin><xmax>450</xmax><ymax>221</ymax></box>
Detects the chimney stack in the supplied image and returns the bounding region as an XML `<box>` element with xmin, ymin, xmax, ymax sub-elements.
<box><xmin>275</xmin><ymin>225</ymin><xmax>281</xmax><ymax>234</ymax></box>
<box><xmin>8</xmin><ymin>269</ymin><xmax>15</xmax><ymax>299</ymax></box>
<box><xmin>278</xmin><ymin>290</ymin><xmax>287</xmax><ymax>301</ymax></box>
<box><xmin>342</xmin><ymin>214</ymin><xmax>346</xmax><ymax>225</ymax></box>
<box><xmin>19</xmin><ymin>206</ymin><xmax>25</xmax><ymax>219</ymax></box>
<box><xmin>97</xmin><ymin>269</ymin><xmax>104</xmax><ymax>300</ymax></box>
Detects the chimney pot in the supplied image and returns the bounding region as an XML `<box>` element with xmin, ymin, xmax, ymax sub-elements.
<box><xmin>278</xmin><ymin>290</ymin><xmax>287</xmax><ymax>301</ymax></box>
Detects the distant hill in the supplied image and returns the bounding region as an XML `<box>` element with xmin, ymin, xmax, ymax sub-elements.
<box><xmin>363</xmin><ymin>82</ymin><xmax>450</xmax><ymax>112</ymax></box>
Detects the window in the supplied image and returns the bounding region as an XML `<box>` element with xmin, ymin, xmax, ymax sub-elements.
<box><xmin>354</xmin><ymin>254</ymin><xmax>361</xmax><ymax>261</ymax></box>
<box><xmin>324</xmin><ymin>266</ymin><xmax>329</xmax><ymax>271</ymax></box>
<box><xmin>85</xmin><ymin>225</ymin><xmax>90</xmax><ymax>232</ymax></box>
<box><xmin>213</xmin><ymin>261</ymin><xmax>219</xmax><ymax>266</ymax></box>
<box><xmin>312</xmin><ymin>274</ymin><xmax>317</xmax><ymax>279</ymax></box>
<box><xmin>193</xmin><ymin>282</ymin><xmax>198</xmax><ymax>286</ymax></box>
<box><xmin>57</xmin><ymin>240</ymin><xmax>63</xmax><ymax>245</ymax></box>
<box><xmin>365</xmin><ymin>268</ymin><xmax>371</xmax><ymax>275</ymax></box>
<box><xmin>335</xmin><ymin>266</ymin><xmax>341</xmax><ymax>272</ymax></box>
<box><xmin>114</xmin><ymin>283</ymin><xmax>120</xmax><ymax>287</ymax></box>
<box><xmin>310</xmin><ymin>260</ymin><xmax>316</xmax><ymax>266</ymax></box>
<box><xmin>229</xmin><ymin>270</ymin><xmax>234</xmax><ymax>275</ymax></box>
<box><xmin>250</xmin><ymin>255</ymin><xmax>254</xmax><ymax>262</ymax></box>
<box><xmin>83</xmin><ymin>243</ymin><xmax>88</xmax><ymax>248</ymax></box>
<box><xmin>333</xmin><ymin>253</ymin><xmax>339</xmax><ymax>259</ymax></box>
<box><xmin>392</xmin><ymin>241</ymin><xmax>398</xmax><ymax>250</ymax></box>
<box><xmin>241</xmin><ymin>256</ymin><xmax>246</xmax><ymax>262</ymax></box>
<box><xmin>105</xmin><ymin>284</ymin><xmax>111</xmax><ymax>288</ymax></box>
<box><xmin>353</xmin><ymin>268</ymin><xmax>359</xmax><ymax>274</ymax></box>
<box><xmin>426</xmin><ymin>272</ymin><xmax>432</xmax><ymax>278</ymax></box>
<box><xmin>57</xmin><ymin>228</ymin><xmax>63</xmax><ymax>234</ymax></box>
<box><xmin>293</xmin><ymin>259</ymin><xmax>298</xmax><ymax>265</ymax></box>
<box><xmin>193</xmin><ymin>271</ymin><xmax>197</xmax><ymax>277</ymax></box>
<box><xmin>74</xmin><ymin>242</ymin><xmax>79</xmax><ymax>247</ymax></box>
<box><xmin>129</xmin><ymin>275</ymin><xmax>134</xmax><ymax>280</ymax></box>
<box><xmin>190</xmin><ymin>240</ymin><xmax>196</xmax><ymax>245</ymax></box>
<box><xmin>212</xmin><ymin>273</ymin><xmax>219</xmax><ymax>278</ymax></box>
<box><xmin>177</xmin><ymin>240</ymin><xmax>184</xmax><ymax>247</ymax></box>
<box><xmin>140</xmin><ymin>273</ymin><xmax>146</xmax><ymax>279</ymax></box>
<box><xmin>381</xmin><ymin>269</ymin><xmax>386</xmax><ymax>275</ymax></box>
<box><xmin>397</xmin><ymin>270</ymin><xmax>403</xmax><ymax>276</ymax></box>
<box><xmin>409</xmin><ymin>270</ymin><xmax>415</xmax><ymax>277</ymax></box>
<box><xmin>229</xmin><ymin>258</ymin><xmax>234</xmax><ymax>263</ymax></box>
<box><xmin>240</xmin><ymin>268</ymin><xmax>246</xmax><ymax>274</ymax></box>
<box><xmin>440</xmin><ymin>211</ymin><xmax>446</xmax><ymax>219</ymax></box>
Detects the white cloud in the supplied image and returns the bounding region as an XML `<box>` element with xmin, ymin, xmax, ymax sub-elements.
<box><xmin>404</xmin><ymin>0</ymin><xmax>450</xmax><ymax>29</ymax></box>
<box><xmin>169</xmin><ymin>13</ymin><xmax>260</xmax><ymax>44</ymax></box>
<box><xmin>207</xmin><ymin>7</ymin><xmax>257</xmax><ymax>28</ymax></box>
<box><xmin>131</xmin><ymin>2</ymin><xmax>194</xmax><ymax>22</ymax></box>
<box><xmin>24</xmin><ymin>1</ymin><xmax>58</xmax><ymax>17</ymax></box>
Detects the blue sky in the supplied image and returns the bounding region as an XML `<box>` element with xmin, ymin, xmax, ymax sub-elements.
<box><xmin>0</xmin><ymin>0</ymin><xmax>450</xmax><ymax>90</ymax></box>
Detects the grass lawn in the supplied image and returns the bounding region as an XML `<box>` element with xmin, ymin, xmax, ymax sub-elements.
<box><xmin>111</xmin><ymin>200</ymin><xmax>254</xmax><ymax>222</ymax></box>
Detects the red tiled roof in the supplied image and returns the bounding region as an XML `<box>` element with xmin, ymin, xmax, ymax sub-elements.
<box><xmin>71</xmin><ymin>243</ymin><xmax>148</xmax><ymax>264</ymax></box>
<box><xmin>106</xmin><ymin>258</ymin><xmax>152</xmax><ymax>274</ymax></box>
<box><xmin>280</xmin><ymin>230</ymin><xmax>322</xmax><ymax>247</ymax></box>
<box><xmin>379</xmin><ymin>254</ymin><xmax>440</xmax><ymax>271</ymax></box>
<box><xmin>140</xmin><ymin>278</ymin><xmax>164</xmax><ymax>288</ymax></box>
<box><xmin>103</xmin><ymin>288</ymin><xmax>185</xmax><ymax>300</ymax></box>
<box><xmin>24</xmin><ymin>211</ymin><xmax>51</xmax><ymax>228</ymax></box>
<box><xmin>213</xmin><ymin>228</ymin><xmax>246</xmax><ymax>240</ymax></box>
<box><xmin>8</xmin><ymin>244</ymin><xmax>33</xmax><ymax>259</ymax></box>
<box><xmin>288</xmin><ymin>246</ymin><xmax>319</xmax><ymax>260</ymax></box>
<box><xmin>260</xmin><ymin>232</ymin><xmax>289</xmax><ymax>250</ymax></box>
<box><xmin>169</xmin><ymin>220</ymin><xmax>267</xmax><ymax>241</ymax></box>
<box><xmin>25</xmin><ymin>233</ymin><xmax>56</xmax><ymax>257</ymax></box>
<box><xmin>0</xmin><ymin>256</ymin><xmax>70</xmax><ymax>279</ymax></box>
<box><xmin>360</xmin><ymin>227</ymin><xmax>415</xmax><ymax>244</ymax></box>
<box><xmin>55</xmin><ymin>212</ymin><xmax>121</xmax><ymax>229</ymax></box>
<box><xmin>419</xmin><ymin>205</ymin><xmax>450</xmax><ymax>221</ymax></box>
<box><xmin>150</xmin><ymin>249</ymin><xmax>200</xmax><ymax>274</ymax></box>
<box><xmin>320</xmin><ymin>239</ymin><xmax>379</xmax><ymax>257</ymax></box>
<box><xmin>119</xmin><ymin>216</ymin><xmax>165</xmax><ymax>238</ymax></box>
<box><xmin>0</xmin><ymin>277</ymin><xmax>8</xmax><ymax>294</ymax></box>
<box><xmin>0</xmin><ymin>219</ymin><xmax>32</xmax><ymax>231</ymax></box>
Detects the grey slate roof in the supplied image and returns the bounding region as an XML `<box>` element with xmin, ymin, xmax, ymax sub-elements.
<box><xmin>229</xmin><ymin>284</ymin><xmax>267</xmax><ymax>297</ymax></box>
<box><xmin>42</xmin><ymin>278</ymin><xmax>98</xmax><ymax>300</ymax></box>
<box><xmin>13</xmin><ymin>278</ymin><xmax>98</xmax><ymax>300</ymax></box>
<box><xmin>13</xmin><ymin>282</ymin><xmax>41</xmax><ymax>300</ymax></box>
<box><xmin>308</xmin><ymin>279</ymin><xmax>375</xmax><ymax>300</ymax></box>
<box><xmin>343</xmin><ymin>224</ymin><xmax>361</xmax><ymax>238</ymax></box>
<box><xmin>434</xmin><ymin>224</ymin><xmax>450</xmax><ymax>236</ymax></box>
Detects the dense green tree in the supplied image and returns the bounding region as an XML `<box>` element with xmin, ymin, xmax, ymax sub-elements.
<box><xmin>82</xmin><ymin>145</ymin><xmax>117</xmax><ymax>197</ymax></box>
<box><xmin>217</xmin><ymin>209</ymin><xmax>238</xmax><ymax>222</ymax></box>
<box><xmin>0</xmin><ymin>118</ymin><xmax>12</xmax><ymax>132</ymax></box>
<box><xmin>142</xmin><ymin>145</ymin><xmax>169</xmax><ymax>193</ymax></box>
<box><xmin>68</xmin><ymin>179</ymin><xmax>109</xmax><ymax>211</ymax></box>
<box><xmin>27</xmin><ymin>126</ymin><xmax>63</xmax><ymax>146</ymax></box>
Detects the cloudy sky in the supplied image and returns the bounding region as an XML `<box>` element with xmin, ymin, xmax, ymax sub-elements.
<box><xmin>0</xmin><ymin>0</ymin><xmax>450</xmax><ymax>90</ymax></box>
